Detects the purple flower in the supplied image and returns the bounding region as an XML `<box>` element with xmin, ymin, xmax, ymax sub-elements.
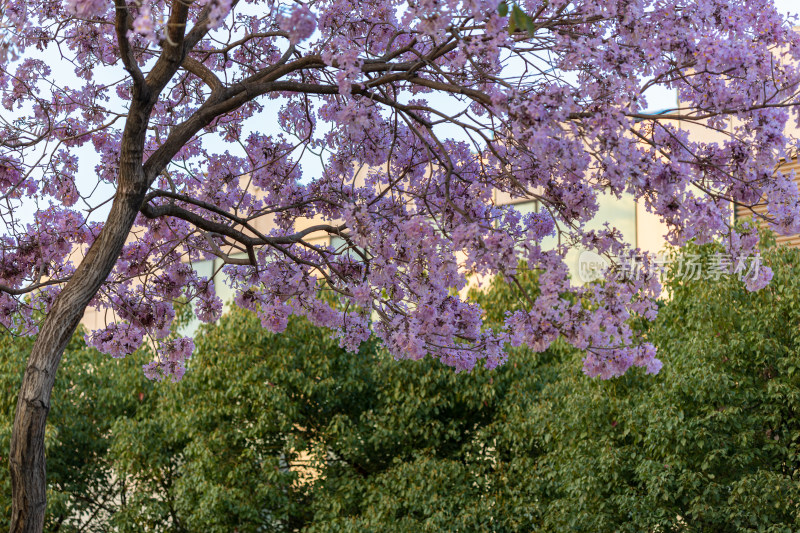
<box><xmin>65</xmin><ymin>0</ymin><xmax>106</xmax><ymax>18</ymax></box>
<box><xmin>745</xmin><ymin>266</ymin><xmax>774</xmax><ymax>292</ymax></box>
<box><xmin>131</xmin><ymin>5</ymin><xmax>157</xmax><ymax>44</ymax></box>
<box><xmin>280</xmin><ymin>6</ymin><xmax>317</xmax><ymax>44</ymax></box>
<box><xmin>204</xmin><ymin>0</ymin><xmax>232</xmax><ymax>29</ymax></box>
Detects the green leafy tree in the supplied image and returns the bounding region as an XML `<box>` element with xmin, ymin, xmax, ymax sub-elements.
<box><xmin>6</xmin><ymin>242</ymin><xmax>800</xmax><ymax>532</ymax></box>
<box><xmin>501</xmin><ymin>241</ymin><xmax>800</xmax><ymax>532</ymax></box>
<box><xmin>107</xmin><ymin>302</ymin><xmax>546</xmax><ymax>532</ymax></box>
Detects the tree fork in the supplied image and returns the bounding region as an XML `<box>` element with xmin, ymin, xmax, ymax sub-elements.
<box><xmin>8</xmin><ymin>90</ymin><xmax>155</xmax><ymax>530</ymax></box>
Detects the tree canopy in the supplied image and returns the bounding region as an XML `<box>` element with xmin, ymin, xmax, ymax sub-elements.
<box><xmin>4</xmin><ymin>0</ymin><xmax>800</xmax><ymax>527</ymax></box>
<box><xmin>2</xmin><ymin>0</ymin><xmax>800</xmax><ymax>376</ymax></box>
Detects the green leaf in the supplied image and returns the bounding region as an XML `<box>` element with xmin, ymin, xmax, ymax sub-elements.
<box><xmin>511</xmin><ymin>5</ymin><xmax>527</xmax><ymax>34</ymax></box>
<box><xmin>497</xmin><ymin>0</ymin><xmax>508</xmax><ymax>17</ymax></box>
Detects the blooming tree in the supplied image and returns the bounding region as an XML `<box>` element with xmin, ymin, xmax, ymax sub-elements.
<box><xmin>1</xmin><ymin>0</ymin><xmax>800</xmax><ymax>528</ymax></box>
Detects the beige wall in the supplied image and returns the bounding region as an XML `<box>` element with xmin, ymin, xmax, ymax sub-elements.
<box><xmin>636</xmin><ymin>201</ymin><xmax>668</xmax><ymax>256</ymax></box>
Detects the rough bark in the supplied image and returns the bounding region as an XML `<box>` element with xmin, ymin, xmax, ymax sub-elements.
<box><xmin>8</xmin><ymin>4</ymin><xmax>219</xmax><ymax>526</ymax></box>
<box><xmin>8</xmin><ymin>94</ymin><xmax>154</xmax><ymax>531</ymax></box>
<box><xmin>8</xmin><ymin>186</ymin><xmax>145</xmax><ymax>532</ymax></box>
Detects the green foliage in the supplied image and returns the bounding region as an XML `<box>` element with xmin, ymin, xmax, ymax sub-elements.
<box><xmin>107</xmin><ymin>307</ymin><xmax>551</xmax><ymax>532</ymax></box>
<box><xmin>497</xmin><ymin>1</ymin><xmax>541</xmax><ymax>35</ymax></box>
<box><xmin>506</xmin><ymin>241</ymin><xmax>800</xmax><ymax>532</ymax></box>
<box><xmin>0</xmin><ymin>328</ymin><xmax>152</xmax><ymax>531</ymax></box>
<box><xmin>4</xmin><ymin>243</ymin><xmax>800</xmax><ymax>531</ymax></box>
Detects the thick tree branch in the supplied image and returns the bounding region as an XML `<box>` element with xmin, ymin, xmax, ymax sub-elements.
<box><xmin>114</xmin><ymin>0</ymin><xmax>146</xmax><ymax>88</ymax></box>
<box><xmin>141</xmin><ymin>199</ymin><xmax>346</xmax><ymax>249</ymax></box>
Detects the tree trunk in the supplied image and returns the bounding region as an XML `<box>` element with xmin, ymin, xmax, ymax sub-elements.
<box><xmin>8</xmin><ymin>176</ymin><xmax>148</xmax><ymax>532</ymax></box>
<box><xmin>7</xmin><ymin>16</ymin><xmax>193</xmax><ymax>525</ymax></box>
<box><xmin>6</xmin><ymin>67</ymin><xmax>158</xmax><ymax>529</ymax></box>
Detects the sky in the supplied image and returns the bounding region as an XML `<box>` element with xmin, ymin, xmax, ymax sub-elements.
<box><xmin>775</xmin><ymin>0</ymin><xmax>800</xmax><ymax>19</ymax></box>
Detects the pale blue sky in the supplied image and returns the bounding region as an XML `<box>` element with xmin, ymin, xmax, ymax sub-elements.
<box><xmin>775</xmin><ymin>0</ymin><xmax>800</xmax><ymax>18</ymax></box>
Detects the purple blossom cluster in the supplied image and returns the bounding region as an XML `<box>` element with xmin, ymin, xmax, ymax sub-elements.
<box><xmin>66</xmin><ymin>0</ymin><xmax>106</xmax><ymax>18</ymax></box>
<box><xmin>142</xmin><ymin>337</ymin><xmax>194</xmax><ymax>382</ymax></box>
<box><xmin>279</xmin><ymin>5</ymin><xmax>317</xmax><ymax>44</ymax></box>
<box><xmin>1</xmin><ymin>0</ymin><xmax>800</xmax><ymax>384</ymax></box>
